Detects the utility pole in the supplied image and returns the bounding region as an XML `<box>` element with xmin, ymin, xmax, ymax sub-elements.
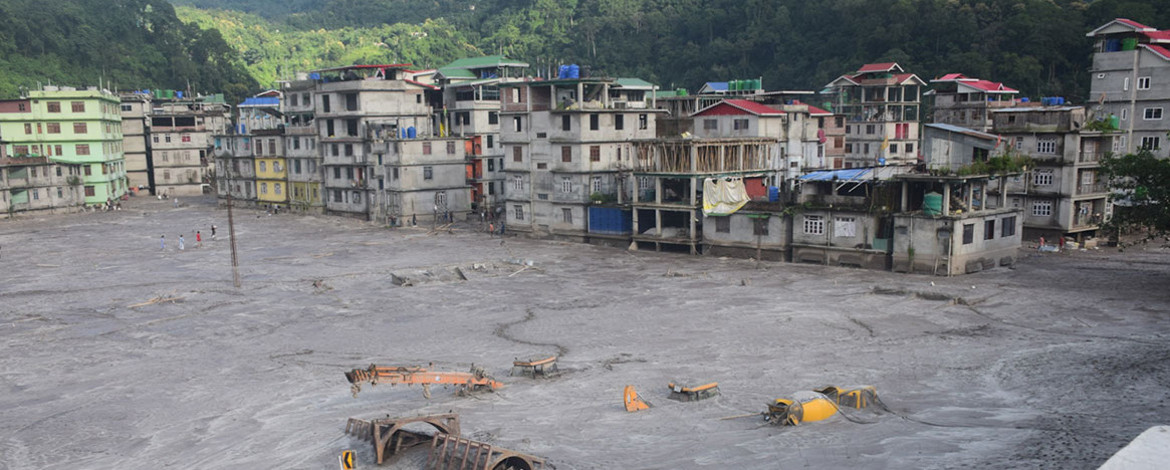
<box><xmin>227</xmin><ymin>193</ymin><xmax>241</xmax><ymax>288</ymax></box>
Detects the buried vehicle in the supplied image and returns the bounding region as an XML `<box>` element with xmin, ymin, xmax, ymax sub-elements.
<box><xmin>766</xmin><ymin>386</ymin><xmax>880</xmax><ymax>425</ymax></box>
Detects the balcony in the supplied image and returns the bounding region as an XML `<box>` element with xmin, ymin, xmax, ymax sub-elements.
<box><xmin>1078</xmin><ymin>151</ymin><xmax>1104</xmax><ymax>163</ymax></box>
<box><xmin>1076</xmin><ymin>182</ymin><xmax>1108</xmax><ymax>195</ymax></box>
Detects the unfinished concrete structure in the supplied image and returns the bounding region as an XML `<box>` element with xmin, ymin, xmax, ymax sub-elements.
<box><xmin>928</xmin><ymin>74</ymin><xmax>1020</xmax><ymax>132</ymax></box>
<box><xmin>149</xmin><ymin>95</ymin><xmax>230</xmax><ymax>197</ymax></box>
<box><xmin>790</xmin><ymin>168</ymin><xmax>906</xmax><ymax>269</ymax></box>
<box><xmin>921</xmin><ymin>123</ymin><xmax>1001</xmax><ymax>171</ymax></box>
<box><xmin>282</xmin><ymin>79</ymin><xmax>324</xmax><ymax>213</ymax></box>
<box><xmin>436</xmin><ymin>56</ymin><xmax>529</xmax><ymax>216</ymax></box>
<box><xmin>311</xmin><ymin>64</ymin><xmax>437</xmax><ymax>220</ymax></box>
<box><xmin>119</xmin><ymin>93</ymin><xmax>152</xmax><ymax>193</ymax></box>
<box><xmin>631</xmin><ymin>138</ymin><xmax>775</xmax><ymax>253</ymax></box>
<box><xmin>1087</xmin><ymin>18</ymin><xmax>1170</xmax><ymax>158</ymax></box>
<box><xmin>824</xmin><ymin>63</ymin><xmax>926</xmax><ymax>168</ymax></box>
<box><xmin>701</xmin><ymin>200</ymin><xmax>791</xmax><ymax>261</ymax></box>
<box><xmin>213</xmin><ymin>133</ymin><xmax>257</xmax><ymax>205</ymax></box>
<box><xmin>369</xmin><ymin>124</ymin><xmax>470</xmax><ymax>226</ymax></box>
<box><xmin>990</xmin><ymin>106</ymin><xmax>1116</xmax><ymax>240</ymax></box>
<box><xmin>0</xmin><ymin>150</ymin><xmax>85</xmax><ymax>217</ymax></box>
<box><xmin>500</xmin><ymin>76</ymin><xmax>662</xmax><ymax>240</ymax></box>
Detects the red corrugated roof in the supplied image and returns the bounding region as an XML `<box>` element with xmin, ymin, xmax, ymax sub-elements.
<box><xmin>1118</xmin><ymin>18</ymin><xmax>1153</xmax><ymax>30</ymax></box>
<box><xmin>936</xmin><ymin>73</ymin><xmax>968</xmax><ymax>81</ymax></box>
<box><xmin>694</xmin><ymin>99</ymin><xmax>783</xmax><ymax>117</ymax></box>
<box><xmin>963</xmin><ymin>79</ymin><xmax>1019</xmax><ymax>93</ymax></box>
<box><xmin>806</xmin><ymin>105</ymin><xmax>832</xmax><ymax>116</ymax></box>
<box><xmin>858</xmin><ymin>62</ymin><xmax>898</xmax><ymax>73</ymax></box>
<box><xmin>1144</xmin><ymin>30</ymin><xmax>1170</xmax><ymax>42</ymax></box>
<box><xmin>1144</xmin><ymin>44</ymin><xmax>1170</xmax><ymax>61</ymax></box>
<box><xmin>405</xmin><ymin>79</ymin><xmax>440</xmax><ymax>90</ymax></box>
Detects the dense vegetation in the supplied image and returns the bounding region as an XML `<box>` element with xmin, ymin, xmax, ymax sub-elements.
<box><xmin>0</xmin><ymin>0</ymin><xmax>256</xmax><ymax>102</ymax></box>
<box><xmin>170</xmin><ymin>0</ymin><xmax>1170</xmax><ymax>100</ymax></box>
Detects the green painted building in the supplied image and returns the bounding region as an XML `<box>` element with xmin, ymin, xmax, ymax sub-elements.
<box><xmin>0</xmin><ymin>87</ymin><xmax>126</xmax><ymax>204</ymax></box>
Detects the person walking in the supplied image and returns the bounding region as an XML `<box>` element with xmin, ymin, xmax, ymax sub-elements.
<box><xmin>489</xmin><ymin>222</ymin><xmax>495</xmax><ymax>238</ymax></box>
<box><xmin>211</xmin><ymin>225</ymin><xmax>217</xmax><ymax>241</ymax></box>
<box><xmin>174</xmin><ymin>197</ymin><xmax>179</xmax><ymax>208</ymax></box>
<box><xmin>196</xmin><ymin>231</ymin><xmax>202</xmax><ymax>248</ymax></box>
<box><xmin>160</xmin><ymin>235</ymin><xmax>166</xmax><ymax>250</ymax></box>
<box><xmin>178</xmin><ymin>234</ymin><xmax>185</xmax><ymax>251</ymax></box>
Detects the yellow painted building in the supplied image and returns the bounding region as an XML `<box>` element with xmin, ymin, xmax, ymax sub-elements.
<box><xmin>254</xmin><ymin>156</ymin><xmax>287</xmax><ymax>208</ymax></box>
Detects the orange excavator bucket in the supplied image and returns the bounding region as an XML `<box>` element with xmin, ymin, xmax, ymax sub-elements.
<box><xmin>624</xmin><ymin>385</ymin><xmax>651</xmax><ymax>412</ymax></box>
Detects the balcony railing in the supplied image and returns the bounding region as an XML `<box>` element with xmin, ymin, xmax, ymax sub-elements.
<box><xmin>1078</xmin><ymin>152</ymin><xmax>1103</xmax><ymax>163</ymax></box>
<box><xmin>1076</xmin><ymin>182</ymin><xmax>1108</xmax><ymax>195</ymax></box>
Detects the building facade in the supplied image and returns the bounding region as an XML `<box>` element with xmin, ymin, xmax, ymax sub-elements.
<box><xmin>0</xmin><ymin>150</ymin><xmax>85</xmax><ymax>217</ymax></box>
<box><xmin>0</xmin><ymin>87</ymin><xmax>126</xmax><ymax>205</ymax></box>
<box><xmin>1087</xmin><ymin>18</ymin><xmax>1170</xmax><ymax>158</ymax></box>
<box><xmin>120</xmin><ymin>92</ymin><xmax>153</xmax><ymax>193</ymax></box>
<box><xmin>824</xmin><ymin>63</ymin><xmax>926</xmax><ymax>168</ymax></box>
<box><xmin>149</xmin><ymin>96</ymin><xmax>230</xmax><ymax>197</ymax></box>
<box><xmin>282</xmin><ymin>79</ymin><xmax>324</xmax><ymax>213</ymax></box>
<box><xmin>928</xmin><ymin>73</ymin><xmax>1020</xmax><ymax>133</ymax></box>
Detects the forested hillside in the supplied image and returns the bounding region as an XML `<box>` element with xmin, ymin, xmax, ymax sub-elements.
<box><xmin>171</xmin><ymin>0</ymin><xmax>1170</xmax><ymax>100</ymax></box>
<box><xmin>0</xmin><ymin>0</ymin><xmax>256</xmax><ymax>101</ymax></box>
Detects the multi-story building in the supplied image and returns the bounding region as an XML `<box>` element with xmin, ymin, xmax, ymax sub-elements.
<box><xmin>928</xmin><ymin>74</ymin><xmax>1020</xmax><ymax>132</ymax></box>
<box><xmin>990</xmin><ymin>106</ymin><xmax>1115</xmax><ymax>240</ymax></box>
<box><xmin>311</xmin><ymin>64</ymin><xmax>436</xmax><ymax>220</ymax></box>
<box><xmin>149</xmin><ymin>95</ymin><xmax>230</xmax><ymax>196</ymax></box>
<box><xmin>824</xmin><ymin>62</ymin><xmax>926</xmax><ymax>168</ymax></box>
<box><xmin>0</xmin><ymin>143</ymin><xmax>86</xmax><ymax>216</ymax></box>
<box><xmin>119</xmin><ymin>92</ymin><xmax>153</xmax><ymax>193</ymax></box>
<box><xmin>282</xmin><ymin>79</ymin><xmax>323</xmax><ymax>213</ymax></box>
<box><xmin>213</xmin><ymin>133</ymin><xmax>257</xmax><ymax>205</ymax></box>
<box><xmin>253</xmin><ymin>128</ymin><xmax>288</xmax><ymax>210</ymax></box>
<box><xmin>1087</xmin><ymin>18</ymin><xmax>1170</xmax><ymax>158</ymax></box>
<box><xmin>0</xmin><ymin>86</ymin><xmax>126</xmax><ymax>205</ymax></box>
<box><xmin>369</xmin><ymin>124</ymin><xmax>470</xmax><ymax>226</ymax></box>
<box><xmin>499</xmin><ymin>76</ymin><xmax>663</xmax><ymax>240</ymax></box>
<box><xmin>436</xmin><ymin>56</ymin><xmax>529</xmax><ymax>216</ymax></box>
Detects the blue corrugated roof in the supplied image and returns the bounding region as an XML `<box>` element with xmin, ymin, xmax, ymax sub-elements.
<box><xmin>704</xmin><ymin>82</ymin><xmax>729</xmax><ymax>91</ymax></box>
<box><xmin>799</xmin><ymin>168</ymin><xmax>872</xmax><ymax>182</ymax></box>
<box><xmin>240</xmin><ymin>97</ymin><xmax>280</xmax><ymax>107</ymax></box>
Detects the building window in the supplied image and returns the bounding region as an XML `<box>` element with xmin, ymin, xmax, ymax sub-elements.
<box><xmin>1037</xmin><ymin>140</ymin><xmax>1056</xmax><ymax>154</ymax></box>
<box><xmin>1033</xmin><ymin>169</ymin><xmax>1053</xmax><ymax>186</ymax></box>
<box><xmin>513</xmin><ymin>146</ymin><xmax>522</xmax><ymax>162</ymax></box>
<box><xmin>845</xmin><ymin>143</ymin><xmax>853</xmax><ymax>153</ymax></box>
<box><xmin>47</xmin><ymin>123</ymin><xmax>60</xmax><ymax>134</ymax></box>
<box><xmin>715</xmin><ymin>217</ymin><xmax>730</xmax><ymax>233</ymax></box>
<box><xmin>512</xmin><ymin>175</ymin><xmax>524</xmax><ymax>191</ymax></box>
<box><xmin>333</xmin><ymin>167</ymin><xmax>341</xmax><ymax>179</ymax></box>
<box><xmin>165</xmin><ymin>134</ymin><xmax>171</xmax><ymax>143</ymax></box>
<box><xmin>984</xmin><ymin>219</ymin><xmax>995</xmax><ymax>240</ymax></box>
<box><xmin>275</xmin><ymin>183</ymin><xmax>282</xmax><ymax>195</ymax></box>
<box><xmin>24</xmin><ymin>123</ymin><xmax>31</xmax><ymax>134</ymax></box>
<box><xmin>259</xmin><ymin>161</ymin><xmax>267</xmax><ymax>172</ymax></box>
<box><xmin>562</xmin><ymin>146</ymin><xmax>572</xmax><ymax>163</ymax></box>
<box><xmin>590</xmin><ymin>146</ymin><xmax>601</xmax><ymax>162</ymax></box>
<box><xmin>422</xmin><ymin>142</ymin><xmax>432</xmax><ymax>155</ymax></box>
<box><xmin>423</xmin><ymin>166</ymin><xmax>433</xmax><ymax>180</ymax></box>
<box><xmin>1143</xmin><ymin>108</ymin><xmax>1163</xmax><ymax>120</ymax></box>
<box><xmin>1001</xmin><ymin>216</ymin><xmax>1016</xmax><ymax>237</ymax></box>
<box><xmin>560</xmin><ymin>176</ymin><xmax>572</xmax><ymax>193</ymax></box>
<box><xmin>563</xmin><ymin>208</ymin><xmax>573</xmax><ymax>224</ymax></box>
<box><xmin>74</xmin><ymin>123</ymin><xmax>87</xmax><ymax>134</ymax></box>
<box><xmin>76</xmin><ymin>144</ymin><xmax>90</xmax><ymax>156</ymax></box>
<box><xmin>889</xmin><ymin>143</ymin><xmax>898</xmax><ymax>154</ymax></box>
<box><xmin>803</xmin><ymin>215</ymin><xmax>824</xmax><ymax>235</ymax></box>
<box><xmin>489</xmin><ymin>112</ymin><xmax>499</xmax><ymax>125</ymax></box>
<box><xmin>615</xmin><ymin>115</ymin><xmax>624</xmax><ymax>130</ymax></box>
<box><xmin>1032</xmin><ymin>200</ymin><xmax>1052</xmax><ymax>217</ymax></box>
<box><xmin>513</xmin><ymin>116</ymin><xmax>522</xmax><ymax>132</ymax></box>
<box><xmin>1140</xmin><ymin>136</ymin><xmax>1162</xmax><ymax>150</ymax></box>
<box><xmin>963</xmin><ymin>224</ymin><xmax>974</xmax><ymax>244</ymax></box>
<box><xmin>1137</xmin><ymin>77</ymin><xmax>1151</xmax><ymax>90</ymax></box>
<box><xmin>733</xmin><ymin>119</ymin><xmax>749</xmax><ymax>130</ymax></box>
<box><xmin>261</xmin><ymin>182</ymin><xmax>268</xmax><ymax>194</ymax></box>
<box><xmin>590</xmin><ymin>114</ymin><xmax>599</xmax><ymax>130</ymax></box>
<box><xmin>392</xmin><ymin>167</ymin><xmax>399</xmax><ymax>180</ymax></box>
<box><xmin>344</xmin><ymin>144</ymin><xmax>354</xmax><ymax>156</ymax></box>
<box><xmin>514</xmin><ymin>205</ymin><xmax>524</xmax><ymax>220</ymax></box>
<box><xmin>639</xmin><ymin>114</ymin><xmax>648</xmax><ymax>130</ymax></box>
<box><xmin>753</xmin><ymin>218</ymin><xmax>769</xmax><ymax>236</ymax></box>
<box><xmin>866</xmin><ymin>124</ymin><xmax>875</xmax><ymax>135</ymax></box>
<box><xmin>562</xmin><ymin>115</ymin><xmax>571</xmax><ymax>131</ymax></box>
<box><xmin>447</xmin><ymin>141</ymin><xmax>456</xmax><ymax>154</ymax></box>
<box><xmin>488</xmin><ymin>159</ymin><xmax>495</xmax><ymax>172</ymax></box>
<box><xmin>906</xmin><ymin>143</ymin><xmax>914</xmax><ymax>154</ymax></box>
<box><xmin>703</xmin><ymin>119</ymin><xmax>717</xmax><ymax>130</ymax></box>
<box><xmin>47</xmin><ymin>102</ymin><xmax>61</xmax><ymax>113</ymax></box>
<box><xmin>84</xmin><ymin>185</ymin><xmax>95</xmax><ymax>197</ymax></box>
<box><xmin>71</xmin><ymin>101</ymin><xmax>85</xmax><ymax>113</ymax></box>
<box><xmin>834</xmin><ymin>217</ymin><xmax>856</xmax><ymax>237</ymax></box>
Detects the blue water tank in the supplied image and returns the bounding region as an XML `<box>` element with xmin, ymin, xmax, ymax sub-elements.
<box><xmin>767</xmin><ymin>186</ymin><xmax>780</xmax><ymax>202</ymax></box>
<box><xmin>407</xmin><ymin>126</ymin><xmax>417</xmax><ymax>139</ymax></box>
<box><xmin>176</xmin><ymin>91</ymin><xmax>183</xmax><ymax>99</ymax></box>
<box><xmin>558</xmin><ymin>65</ymin><xmax>570</xmax><ymax>79</ymax></box>
<box><xmin>400</xmin><ymin>128</ymin><xmax>407</xmax><ymax>139</ymax></box>
<box><xmin>1021</xmin><ymin>97</ymin><xmax>1030</xmax><ymax>103</ymax></box>
<box><xmin>1056</xmin><ymin>97</ymin><xmax>1065</xmax><ymax>105</ymax></box>
<box><xmin>568</xmin><ymin>64</ymin><xmax>580</xmax><ymax>79</ymax></box>
<box><xmin>309</xmin><ymin>73</ymin><xmax>321</xmax><ymax>80</ymax></box>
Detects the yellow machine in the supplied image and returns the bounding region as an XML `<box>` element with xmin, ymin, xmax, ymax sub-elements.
<box><xmin>623</xmin><ymin>385</ymin><xmax>651</xmax><ymax>412</ymax></box>
<box><xmin>814</xmin><ymin>385</ymin><xmax>879</xmax><ymax>409</ymax></box>
<box><xmin>766</xmin><ymin>386</ymin><xmax>880</xmax><ymax>425</ymax></box>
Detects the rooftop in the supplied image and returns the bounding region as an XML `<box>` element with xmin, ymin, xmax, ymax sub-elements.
<box><xmin>693</xmin><ymin>99</ymin><xmax>783</xmax><ymax>117</ymax></box>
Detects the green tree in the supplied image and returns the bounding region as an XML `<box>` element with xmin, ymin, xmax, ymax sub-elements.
<box><xmin>1100</xmin><ymin>150</ymin><xmax>1170</xmax><ymax>243</ymax></box>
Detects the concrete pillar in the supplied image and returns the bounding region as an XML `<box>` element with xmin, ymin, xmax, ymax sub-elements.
<box><xmin>901</xmin><ymin>181</ymin><xmax>909</xmax><ymax>212</ymax></box>
<box><xmin>942</xmin><ymin>183</ymin><xmax>951</xmax><ymax>215</ymax></box>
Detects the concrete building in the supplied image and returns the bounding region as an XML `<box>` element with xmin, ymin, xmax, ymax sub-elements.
<box><xmin>499</xmin><ymin>76</ymin><xmax>663</xmax><ymax>240</ymax></box>
<box><xmin>149</xmin><ymin>95</ymin><xmax>230</xmax><ymax>197</ymax></box>
<box><xmin>701</xmin><ymin>200</ymin><xmax>791</xmax><ymax>261</ymax></box>
<box><xmin>282</xmin><ymin>79</ymin><xmax>323</xmax><ymax>213</ymax></box>
<box><xmin>0</xmin><ymin>146</ymin><xmax>85</xmax><ymax>217</ymax></box>
<box><xmin>0</xmin><ymin>87</ymin><xmax>126</xmax><ymax>205</ymax></box>
<box><xmin>119</xmin><ymin>92</ymin><xmax>153</xmax><ymax>193</ymax></box>
<box><xmin>310</xmin><ymin>64</ymin><xmax>437</xmax><ymax>220</ymax></box>
<box><xmin>921</xmin><ymin>123</ymin><xmax>1001</xmax><ymax>171</ymax></box>
<box><xmin>990</xmin><ymin>106</ymin><xmax>1116</xmax><ymax>240</ymax></box>
<box><xmin>369</xmin><ymin>125</ymin><xmax>470</xmax><ymax>226</ymax></box>
<box><xmin>824</xmin><ymin>63</ymin><xmax>926</xmax><ymax>168</ymax></box>
<box><xmin>436</xmin><ymin>56</ymin><xmax>529</xmax><ymax>216</ymax></box>
<box><xmin>1087</xmin><ymin>18</ymin><xmax>1170</xmax><ymax>158</ymax></box>
<box><xmin>631</xmin><ymin>138</ymin><xmax>776</xmax><ymax>254</ymax></box>
<box><xmin>928</xmin><ymin>73</ymin><xmax>1020</xmax><ymax>132</ymax></box>
<box><xmin>253</xmin><ymin>128</ymin><xmax>288</xmax><ymax>210</ymax></box>
<box><xmin>213</xmin><ymin>133</ymin><xmax>257</xmax><ymax>205</ymax></box>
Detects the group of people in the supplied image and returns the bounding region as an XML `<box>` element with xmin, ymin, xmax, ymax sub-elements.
<box><xmin>160</xmin><ymin>225</ymin><xmax>216</xmax><ymax>252</ymax></box>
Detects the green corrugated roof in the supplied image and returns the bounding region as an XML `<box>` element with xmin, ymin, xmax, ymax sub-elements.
<box><xmin>437</xmin><ymin>67</ymin><xmax>476</xmax><ymax>79</ymax></box>
<box><xmin>615</xmin><ymin>78</ymin><xmax>655</xmax><ymax>89</ymax></box>
<box><xmin>440</xmin><ymin>55</ymin><xmax>529</xmax><ymax>70</ymax></box>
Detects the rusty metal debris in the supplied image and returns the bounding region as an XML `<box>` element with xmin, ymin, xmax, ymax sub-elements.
<box><xmin>426</xmin><ymin>432</ymin><xmax>548</xmax><ymax>470</ymax></box>
<box><xmin>345</xmin><ymin>364</ymin><xmax>503</xmax><ymax>399</ymax></box>
<box><xmin>510</xmin><ymin>356</ymin><xmax>559</xmax><ymax>378</ymax></box>
<box><xmin>667</xmin><ymin>381</ymin><xmax>720</xmax><ymax>402</ymax></box>
<box><xmin>345</xmin><ymin>414</ymin><xmax>461</xmax><ymax>465</ymax></box>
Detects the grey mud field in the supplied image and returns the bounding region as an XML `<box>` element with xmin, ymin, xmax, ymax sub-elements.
<box><xmin>2</xmin><ymin>196</ymin><xmax>1169</xmax><ymax>470</ymax></box>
